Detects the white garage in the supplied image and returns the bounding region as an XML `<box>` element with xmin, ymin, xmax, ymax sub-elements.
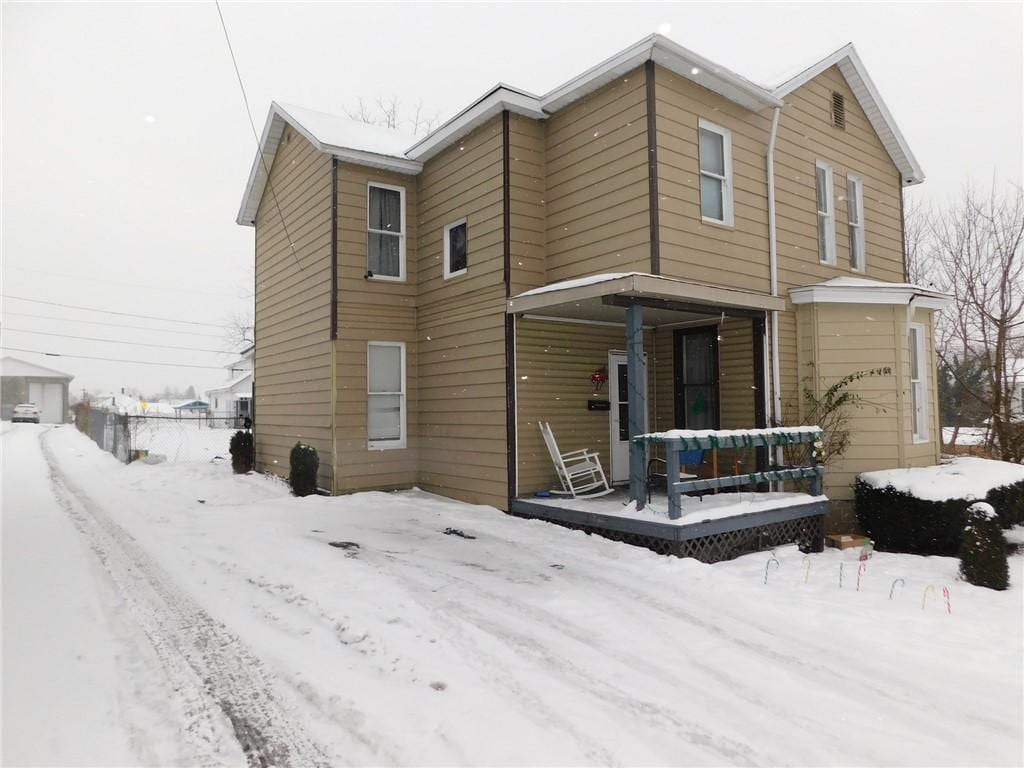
<box><xmin>1</xmin><ymin>357</ymin><xmax>74</xmax><ymax>423</ymax></box>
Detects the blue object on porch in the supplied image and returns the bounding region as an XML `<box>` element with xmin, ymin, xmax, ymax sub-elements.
<box><xmin>534</xmin><ymin>490</ymin><xmax>552</xmax><ymax>498</ymax></box>
<box><xmin>679</xmin><ymin>450</ymin><xmax>703</xmax><ymax>467</ymax></box>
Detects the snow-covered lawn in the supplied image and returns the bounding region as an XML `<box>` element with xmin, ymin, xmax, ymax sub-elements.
<box><xmin>3</xmin><ymin>422</ymin><xmax>1023</xmax><ymax>766</ymax></box>
<box><xmin>127</xmin><ymin>417</ymin><xmax>232</xmax><ymax>463</ymax></box>
<box><xmin>943</xmin><ymin>426</ymin><xmax>989</xmax><ymax>446</ymax></box>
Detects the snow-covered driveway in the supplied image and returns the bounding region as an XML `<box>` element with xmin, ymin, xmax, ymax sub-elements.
<box><xmin>3</xmin><ymin>424</ymin><xmax>1022</xmax><ymax>766</ymax></box>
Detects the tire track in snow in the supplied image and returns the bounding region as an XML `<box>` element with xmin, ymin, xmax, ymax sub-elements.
<box><xmin>41</xmin><ymin>430</ymin><xmax>329</xmax><ymax>768</ymax></box>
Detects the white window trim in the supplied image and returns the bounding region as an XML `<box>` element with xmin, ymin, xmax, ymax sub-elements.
<box><xmin>816</xmin><ymin>160</ymin><xmax>837</xmax><ymax>265</ymax></box>
<box><xmin>442</xmin><ymin>217</ymin><xmax>468</xmax><ymax>280</ymax></box>
<box><xmin>366</xmin><ymin>182</ymin><xmax>406</xmax><ymax>282</ymax></box>
<box><xmin>698</xmin><ymin>118</ymin><xmax>734</xmax><ymax>227</ymax></box>
<box><xmin>847</xmin><ymin>173</ymin><xmax>865</xmax><ymax>272</ymax></box>
<box><xmin>909</xmin><ymin>323</ymin><xmax>929</xmax><ymax>443</ymax></box>
<box><xmin>367</xmin><ymin>341</ymin><xmax>407</xmax><ymax>450</ymax></box>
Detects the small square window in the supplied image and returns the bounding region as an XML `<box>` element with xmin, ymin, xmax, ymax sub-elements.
<box><xmin>443</xmin><ymin>218</ymin><xmax>468</xmax><ymax>279</ymax></box>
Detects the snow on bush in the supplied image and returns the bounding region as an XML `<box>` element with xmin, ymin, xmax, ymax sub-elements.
<box><xmin>959</xmin><ymin>502</ymin><xmax>1010</xmax><ymax>590</ymax></box>
<box><xmin>855</xmin><ymin>458</ymin><xmax>1024</xmax><ymax>555</ymax></box>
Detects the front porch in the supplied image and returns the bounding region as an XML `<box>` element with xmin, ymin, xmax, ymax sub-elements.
<box><xmin>507</xmin><ymin>272</ymin><xmax>829</xmax><ymax>561</ymax></box>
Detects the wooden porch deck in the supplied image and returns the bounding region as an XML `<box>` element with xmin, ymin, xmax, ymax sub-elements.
<box><xmin>510</xmin><ymin>489</ymin><xmax>828</xmax><ymax>562</ymax></box>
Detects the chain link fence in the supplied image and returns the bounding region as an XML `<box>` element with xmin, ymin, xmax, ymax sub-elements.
<box><xmin>74</xmin><ymin>404</ymin><xmax>246</xmax><ymax>464</ymax></box>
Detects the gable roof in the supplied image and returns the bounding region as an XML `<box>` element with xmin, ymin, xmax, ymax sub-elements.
<box><xmin>770</xmin><ymin>43</ymin><xmax>924</xmax><ymax>186</ymax></box>
<box><xmin>0</xmin><ymin>356</ymin><xmax>74</xmax><ymax>381</ymax></box>
<box><xmin>237</xmin><ymin>35</ymin><xmax>922</xmax><ymax>225</ymax></box>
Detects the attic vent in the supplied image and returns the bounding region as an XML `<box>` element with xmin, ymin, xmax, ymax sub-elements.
<box><xmin>831</xmin><ymin>91</ymin><xmax>846</xmax><ymax>129</ymax></box>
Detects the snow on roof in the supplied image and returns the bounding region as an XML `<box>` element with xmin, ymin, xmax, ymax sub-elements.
<box><xmin>859</xmin><ymin>457</ymin><xmax>1024</xmax><ymax>503</ymax></box>
<box><xmin>207</xmin><ymin>371</ymin><xmax>253</xmax><ymax>396</ymax></box>
<box><xmin>790</xmin><ymin>276</ymin><xmax>951</xmax><ymax>307</ymax></box>
<box><xmin>238</xmin><ymin>34</ymin><xmax>922</xmax><ymax>226</ymax></box>
<box><xmin>0</xmin><ymin>356</ymin><xmax>74</xmax><ymax>381</ymax></box>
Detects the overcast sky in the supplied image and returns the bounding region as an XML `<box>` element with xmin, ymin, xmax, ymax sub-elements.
<box><xmin>3</xmin><ymin>1</ymin><xmax>1021</xmax><ymax>397</ymax></box>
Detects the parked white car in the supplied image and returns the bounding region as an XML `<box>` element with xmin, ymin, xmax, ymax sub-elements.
<box><xmin>11</xmin><ymin>403</ymin><xmax>41</xmax><ymax>423</ymax></box>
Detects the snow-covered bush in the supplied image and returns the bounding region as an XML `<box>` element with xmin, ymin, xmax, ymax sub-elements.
<box><xmin>959</xmin><ymin>502</ymin><xmax>1009</xmax><ymax>590</ymax></box>
<box><xmin>856</xmin><ymin>458</ymin><xmax>1024</xmax><ymax>554</ymax></box>
<box><xmin>229</xmin><ymin>430</ymin><xmax>253</xmax><ymax>474</ymax></box>
<box><xmin>854</xmin><ymin>482</ymin><xmax>967</xmax><ymax>555</ymax></box>
<box><xmin>289</xmin><ymin>442</ymin><xmax>319</xmax><ymax>497</ymax></box>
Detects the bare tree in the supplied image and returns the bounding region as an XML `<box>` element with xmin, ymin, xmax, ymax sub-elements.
<box><xmin>925</xmin><ymin>183</ymin><xmax>1024</xmax><ymax>459</ymax></box>
<box><xmin>345</xmin><ymin>96</ymin><xmax>440</xmax><ymax>136</ymax></box>
<box><xmin>223</xmin><ymin>311</ymin><xmax>254</xmax><ymax>351</ymax></box>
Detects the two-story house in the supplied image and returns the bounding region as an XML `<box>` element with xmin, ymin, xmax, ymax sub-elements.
<box><xmin>236</xmin><ymin>34</ymin><xmax>945</xmax><ymax>533</ymax></box>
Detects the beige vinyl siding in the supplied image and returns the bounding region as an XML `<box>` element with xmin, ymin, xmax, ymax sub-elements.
<box><xmin>416</xmin><ymin>117</ymin><xmax>508</xmax><ymax>508</ymax></box>
<box><xmin>508</xmin><ymin>114</ymin><xmax>547</xmax><ymax>295</ymax></box>
<box><xmin>798</xmin><ymin>303</ymin><xmax>903</xmax><ymax>500</ymax></box>
<box><xmin>774</xmin><ymin>64</ymin><xmax>907</xmax><ymax>421</ymax></box>
<box><xmin>544</xmin><ymin>67</ymin><xmax>651</xmax><ymax>282</ymax></box>
<box><xmin>334</xmin><ymin>162</ymin><xmax>418</xmax><ymax>492</ymax></box>
<box><xmin>718</xmin><ymin>318</ymin><xmax>757</xmax><ymax>428</ymax></box>
<box><xmin>253</xmin><ymin>126</ymin><xmax>333</xmax><ymax>489</ymax></box>
<box><xmin>654</xmin><ymin>65</ymin><xmax>772</xmax><ymax>293</ymax></box>
<box><xmin>515</xmin><ymin>318</ymin><xmax>662</xmax><ymax>494</ymax></box>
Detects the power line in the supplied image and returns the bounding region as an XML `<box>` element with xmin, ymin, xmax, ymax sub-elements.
<box><xmin>2</xmin><ymin>327</ymin><xmax>232</xmax><ymax>354</ymax></box>
<box><xmin>4</xmin><ymin>264</ymin><xmax>249</xmax><ymax>299</ymax></box>
<box><xmin>214</xmin><ymin>0</ymin><xmax>301</xmax><ymax>270</ymax></box>
<box><xmin>2</xmin><ymin>295</ymin><xmax>225</xmax><ymax>328</ymax></box>
<box><xmin>1</xmin><ymin>311</ymin><xmax>227</xmax><ymax>339</ymax></box>
<box><xmin>1</xmin><ymin>346</ymin><xmax>228</xmax><ymax>371</ymax></box>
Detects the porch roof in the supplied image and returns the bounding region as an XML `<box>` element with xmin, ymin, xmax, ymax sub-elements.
<box><xmin>506</xmin><ymin>272</ymin><xmax>785</xmax><ymax>323</ymax></box>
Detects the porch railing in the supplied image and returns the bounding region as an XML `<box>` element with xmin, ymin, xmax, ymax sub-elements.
<box><xmin>632</xmin><ymin>427</ymin><xmax>825</xmax><ymax>519</ymax></box>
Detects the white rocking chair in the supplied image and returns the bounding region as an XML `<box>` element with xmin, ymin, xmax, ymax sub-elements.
<box><xmin>539</xmin><ymin>421</ymin><xmax>614</xmax><ymax>498</ymax></box>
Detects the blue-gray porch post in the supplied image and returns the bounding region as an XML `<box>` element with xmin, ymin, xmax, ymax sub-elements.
<box><xmin>626</xmin><ymin>303</ymin><xmax>648</xmax><ymax>508</ymax></box>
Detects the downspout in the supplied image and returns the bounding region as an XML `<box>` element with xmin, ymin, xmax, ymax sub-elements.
<box><xmin>766</xmin><ymin>106</ymin><xmax>783</xmax><ymax>467</ymax></box>
<box><xmin>329</xmin><ymin>157</ymin><xmax>338</xmax><ymax>494</ymax></box>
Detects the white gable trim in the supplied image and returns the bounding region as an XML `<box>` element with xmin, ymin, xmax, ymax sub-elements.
<box><xmin>772</xmin><ymin>44</ymin><xmax>924</xmax><ymax>186</ymax></box>
<box><xmin>236</xmin><ymin>103</ymin><xmax>423</xmax><ymax>226</ymax></box>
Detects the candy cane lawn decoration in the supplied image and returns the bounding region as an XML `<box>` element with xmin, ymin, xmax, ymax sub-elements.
<box><xmin>922</xmin><ymin>584</ymin><xmax>936</xmax><ymax>610</ymax></box>
<box><xmin>764</xmin><ymin>556</ymin><xmax>780</xmax><ymax>585</ymax></box>
<box><xmin>803</xmin><ymin>555</ymin><xmax>811</xmax><ymax>584</ymax></box>
<box><xmin>839</xmin><ymin>562</ymin><xmax>844</xmax><ymax>589</ymax></box>
<box><xmin>856</xmin><ymin>562</ymin><xmax>867</xmax><ymax>591</ymax></box>
<box><xmin>942</xmin><ymin>586</ymin><xmax>952</xmax><ymax>614</ymax></box>
<box><xmin>889</xmin><ymin>578</ymin><xmax>905</xmax><ymax>600</ymax></box>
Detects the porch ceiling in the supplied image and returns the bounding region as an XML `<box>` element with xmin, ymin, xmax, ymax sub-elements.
<box><xmin>506</xmin><ymin>273</ymin><xmax>784</xmax><ymax>324</ymax></box>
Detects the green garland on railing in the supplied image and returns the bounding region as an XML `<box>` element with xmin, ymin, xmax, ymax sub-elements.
<box><xmin>637</xmin><ymin>428</ymin><xmax>822</xmax><ymax>451</ymax></box>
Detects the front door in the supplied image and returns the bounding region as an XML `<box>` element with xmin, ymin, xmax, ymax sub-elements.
<box><xmin>608</xmin><ymin>351</ymin><xmax>646</xmax><ymax>483</ymax></box>
<box><xmin>673</xmin><ymin>327</ymin><xmax>720</xmax><ymax>429</ymax></box>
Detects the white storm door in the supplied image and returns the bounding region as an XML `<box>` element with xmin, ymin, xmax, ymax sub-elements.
<box><xmin>608</xmin><ymin>351</ymin><xmax>647</xmax><ymax>483</ymax></box>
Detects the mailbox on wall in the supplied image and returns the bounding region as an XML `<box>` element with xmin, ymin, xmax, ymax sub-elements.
<box><xmin>588</xmin><ymin>400</ymin><xmax>611</xmax><ymax>411</ymax></box>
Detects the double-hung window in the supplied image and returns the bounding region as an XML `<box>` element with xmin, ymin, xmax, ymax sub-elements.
<box><xmin>443</xmin><ymin>218</ymin><xmax>468</xmax><ymax>279</ymax></box>
<box><xmin>698</xmin><ymin>119</ymin><xmax>733</xmax><ymax>226</ymax></box>
<box><xmin>815</xmin><ymin>160</ymin><xmax>836</xmax><ymax>265</ymax></box>
<box><xmin>367</xmin><ymin>341</ymin><xmax>406</xmax><ymax>449</ymax></box>
<box><xmin>909</xmin><ymin>324</ymin><xmax>929</xmax><ymax>442</ymax></box>
<box><xmin>847</xmin><ymin>174</ymin><xmax>865</xmax><ymax>271</ymax></box>
<box><xmin>367</xmin><ymin>183</ymin><xmax>405</xmax><ymax>280</ymax></box>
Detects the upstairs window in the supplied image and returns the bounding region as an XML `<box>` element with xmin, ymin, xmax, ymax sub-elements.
<box><xmin>443</xmin><ymin>218</ymin><xmax>468</xmax><ymax>279</ymax></box>
<box><xmin>367</xmin><ymin>183</ymin><xmax>405</xmax><ymax>280</ymax></box>
<box><xmin>815</xmin><ymin>160</ymin><xmax>836</xmax><ymax>265</ymax></box>
<box><xmin>847</xmin><ymin>174</ymin><xmax>865</xmax><ymax>271</ymax></box>
<box><xmin>909</xmin><ymin>324</ymin><xmax>929</xmax><ymax>442</ymax></box>
<box><xmin>698</xmin><ymin>119</ymin><xmax>734</xmax><ymax>226</ymax></box>
<box><xmin>367</xmin><ymin>341</ymin><xmax>406</xmax><ymax>449</ymax></box>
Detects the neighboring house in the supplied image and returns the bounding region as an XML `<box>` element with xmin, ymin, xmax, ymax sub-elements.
<box><xmin>207</xmin><ymin>345</ymin><xmax>254</xmax><ymax>426</ymax></box>
<box><xmin>237</xmin><ymin>33</ymin><xmax>946</xmax><ymax>514</ymax></box>
<box><xmin>0</xmin><ymin>356</ymin><xmax>74</xmax><ymax>423</ymax></box>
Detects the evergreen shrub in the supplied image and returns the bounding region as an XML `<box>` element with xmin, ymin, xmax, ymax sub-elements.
<box><xmin>958</xmin><ymin>502</ymin><xmax>1009</xmax><ymax>590</ymax></box>
<box><xmin>229</xmin><ymin>430</ymin><xmax>254</xmax><ymax>474</ymax></box>
<box><xmin>289</xmin><ymin>442</ymin><xmax>319</xmax><ymax>497</ymax></box>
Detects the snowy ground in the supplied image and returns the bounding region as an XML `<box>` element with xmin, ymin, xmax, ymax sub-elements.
<box><xmin>128</xmin><ymin>418</ymin><xmax>232</xmax><ymax>463</ymax></box>
<box><xmin>942</xmin><ymin>426</ymin><xmax>988</xmax><ymax>446</ymax></box>
<box><xmin>2</xmin><ymin>422</ymin><xmax>1023</xmax><ymax>766</ymax></box>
